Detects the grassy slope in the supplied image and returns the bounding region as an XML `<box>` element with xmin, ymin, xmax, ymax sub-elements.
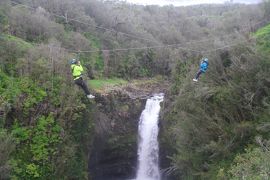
<box><xmin>254</xmin><ymin>23</ymin><xmax>270</xmax><ymax>52</ymax></box>
<box><xmin>88</xmin><ymin>76</ymin><xmax>166</xmax><ymax>94</ymax></box>
<box><xmin>1</xmin><ymin>34</ymin><xmax>33</xmax><ymax>49</ymax></box>
<box><xmin>89</xmin><ymin>78</ymin><xmax>128</xmax><ymax>92</ymax></box>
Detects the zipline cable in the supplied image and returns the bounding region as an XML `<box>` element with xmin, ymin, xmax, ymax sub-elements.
<box><xmin>10</xmin><ymin>0</ymin><xmax>266</xmax><ymax>48</ymax></box>
<box><xmin>10</xmin><ymin>1</ymin><xmax>159</xmax><ymax>44</ymax></box>
<box><xmin>201</xmin><ymin>39</ymin><xmax>255</xmax><ymax>54</ymax></box>
<box><xmin>65</xmin><ymin>37</ymin><xmax>256</xmax><ymax>54</ymax></box>
<box><xmin>4</xmin><ymin>29</ymin><xmax>256</xmax><ymax>55</ymax></box>
<box><xmin>8</xmin><ymin>1</ymin><xmax>267</xmax><ymax>54</ymax></box>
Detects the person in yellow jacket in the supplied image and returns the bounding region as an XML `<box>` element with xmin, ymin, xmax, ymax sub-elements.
<box><xmin>71</xmin><ymin>59</ymin><xmax>95</xmax><ymax>99</ymax></box>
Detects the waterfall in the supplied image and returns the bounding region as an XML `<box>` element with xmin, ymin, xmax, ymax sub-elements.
<box><xmin>136</xmin><ymin>94</ymin><xmax>164</xmax><ymax>180</ymax></box>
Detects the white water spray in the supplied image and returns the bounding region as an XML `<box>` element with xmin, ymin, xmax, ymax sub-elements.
<box><xmin>136</xmin><ymin>94</ymin><xmax>164</xmax><ymax>180</ymax></box>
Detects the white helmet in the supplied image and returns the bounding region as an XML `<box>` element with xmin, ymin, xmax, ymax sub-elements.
<box><xmin>71</xmin><ymin>59</ymin><xmax>77</xmax><ymax>64</ymax></box>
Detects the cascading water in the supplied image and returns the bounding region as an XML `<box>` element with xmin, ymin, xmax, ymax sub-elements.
<box><xmin>136</xmin><ymin>94</ymin><xmax>164</xmax><ymax>180</ymax></box>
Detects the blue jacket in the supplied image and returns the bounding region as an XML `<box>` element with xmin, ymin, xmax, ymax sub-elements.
<box><xmin>200</xmin><ymin>60</ymin><xmax>209</xmax><ymax>72</ymax></box>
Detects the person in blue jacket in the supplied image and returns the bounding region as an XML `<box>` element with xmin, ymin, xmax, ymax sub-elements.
<box><xmin>193</xmin><ymin>58</ymin><xmax>209</xmax><ymax>82</ymax></box>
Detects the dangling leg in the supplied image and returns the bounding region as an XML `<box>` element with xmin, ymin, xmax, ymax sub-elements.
<box><xmin>75</xmin><ymin>78</ymin><xmax>90</xmax><ymax>95</ymax></box>
<box><xmin>75</xmin><ymin>78</ymin><xmax>95</xmax><ymax>99</ymax></box>
<box><xmin>193</xmin><ymin>70</ymin><xmax>203</xmax><ymax>82</ymax></box>
<box><xmin>80</xmin><ymin>80</ymin><xmax>91</xmax><ymax>95</ymax></box>
<box><xmin>195</xmin><ymin>70</ymin><xmax>203</xmax><ymax>80</ymax></box>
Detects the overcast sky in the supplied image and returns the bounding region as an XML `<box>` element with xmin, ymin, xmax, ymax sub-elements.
<box><xmin>120</xmin><ymin>0</ymin><xmax>262</xmax><ymax>6</ymax></box>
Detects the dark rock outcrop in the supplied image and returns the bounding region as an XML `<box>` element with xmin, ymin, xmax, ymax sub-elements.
<box><xmin>88</xmin><ymin>79</ymin><xmax>170</xmax><ymax>180</ymax></box>
<box><xmin>88</xmin><ymin>91</ymin><xmax>146</xmax><ymax>180</ymax></box>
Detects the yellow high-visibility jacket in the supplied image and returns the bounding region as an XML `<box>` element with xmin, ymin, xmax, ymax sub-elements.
<box><xmin>71</xmin><ymin>64</ymin><xmax>84</xmax><ymax>80</ymax></box>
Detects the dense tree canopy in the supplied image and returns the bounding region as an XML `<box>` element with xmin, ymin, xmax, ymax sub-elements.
<box><xmin>0</xmin><ymin>0</ymin><xmax>270</xmax><ymax>179</ymax></box>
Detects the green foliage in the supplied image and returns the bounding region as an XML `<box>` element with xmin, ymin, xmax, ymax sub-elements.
<box><xmin>138</xmin><ymin>50</ymin><xmax>155</xmax><ymax>77</ymax></box>
<box><xmin>20</xmin><ymin>78</ymin><xmax>47</xmax><ymax>110</ymax></box>
<box><xmin>0</xmin><ymin>72</ymin><xmax>21</xmax><ymax>102</ymax></box>
<box><xmin>0</xmin><ymin>1</ymin><xmax>268</xmax><ymax>179</ymax></box>
<box><xmin>53</xmin><ymin>101</ymin><xmax>95</xmax><ymax>180</ymax></box>
<box><xmin>116</xmin><ymin>54</ymin><xmax>139</xmax><ymax>78</ymax></box>
<box><xmin>0</xmin><ymin>129</ymin><xmax>15</xmax><ymax>179</ymax></box>
<box><xmin>263</xmin><ymin>0</ymin><xmax>270</xmax><ymax>20</ymax></box>
<box><xmin>226</xmin><ymin>145</ymin><xmax>270</xmax><ymax>180</ymax></box>
<box><xmin>3</xmin><ymin>34</ymin><xmax>33</xmax><ymax>49</ymax></box>
<box><xmin>0</xmin><ymin>30</ymin><xmax>94</xmax><ymax>179</ymax></box>
<box><xmin>163</xmin><ymin>29</ymin><xmax>270</xmax><ymax>178</ymax></box>
<box><xmin>115</xmin><ymin>51</ymin><xmax>156</xmax><ymax>78</ymax></box>
<box><xmin>11</xmin><ymin>122</ymin><xmax>30</xmax><ymax>143</ymax></box>
<box><xmin>254</xmin><ymin>24</ymin><xmax>270</xmax><ymax>37</ymax></box>
<box><xmin>11</xmin><ymin>115</ymin><xmax>62</xmax><ymax>179</ymax></box>
<box><xmin>0</xmin><ymin>71</ymin><xmax>47</xmax><ymax>117</ymax></box>
<box><xmin>81</xmin><ymin>32</ymin><xmax>104</xmax><ymax>77</ymax></box>
<box><xmin>94</xmin><ymin>54</ymin><xmax>105</xmax><ymax>72</ymax></box>
<box><xmin>171</xmin><ymin>59</ymin><xmax>193</xmax><ymax>94</ymax></box>
<box><xmin>31</xmin><ymin>116</ymin><xmax>61</xmax><ymax>161</ymax></box>
<box><xmin>0</xmin><ymin>7</ymin><xmax>8</xmax><ymax>32</ymax></box>
<box><xmin>9</xmin><ymin>7</ymin><xmax>65</xmax><ymax>42</ymax></box>
<box><xmin>89</xmin><ymin>78</ymin><xmax>127</xmax><ymax>91</ymax></box>
<box><xmin>84</xmin><ymin>32</ymin><xmax>101</xmax><ymax>49</ymax></box>
<box><xmin>255</xmin><ymin>23</ymin><xmax>270</xmax><ymax>52</ymax></box>
<box><xmin>0</xmin><ymin>34</ymin><xmax>32</xmax><ymax>75</ymax></box>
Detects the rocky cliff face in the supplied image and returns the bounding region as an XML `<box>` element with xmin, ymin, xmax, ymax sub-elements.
<box><xmin>88</xmin><ymin>79</ymin><xmax>169</xmax><ymax>180</ymax></box>
<box><xmin>88</xmin><ymin>91</ymin><xmax>146</xmax><ymax>180</ymax></box>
